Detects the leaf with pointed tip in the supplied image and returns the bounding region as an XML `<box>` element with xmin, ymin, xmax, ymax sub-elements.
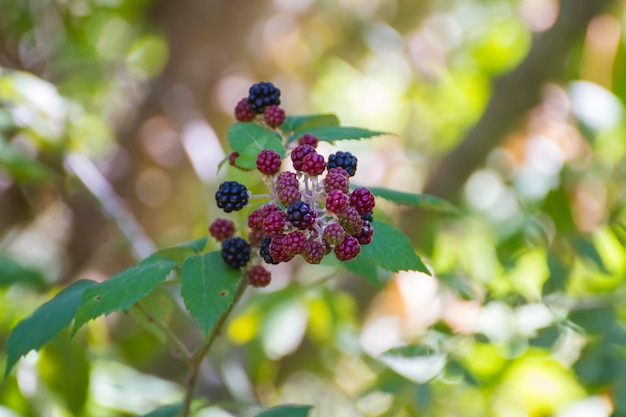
<box><xmin>154</xmin><ymin>237</ymin><xmax>208</xmax><ymax>264</ymax></box>
<box><xmin>227</xmin><ymin>123</ymin><xmax>285</xmax><ymax>169</ymax></box>
<box><xmin>139</xmin><ymin>403</ymin><xmax>182</xmax><ymax>417</ymax></box>
<box><xmin>356</xmin><ymin>185</ymin><xmax>460</xmax><ymax>215</ymax></box>
<box><xmin>180</xmin><ymin>251</ymin><xmax>243</xmax><ymax>337</ymax></box>
<box><xmin>5</xmin><ymin>279</ymin><xmax>97</xmax><ymax>378</ymax></box>
<box><xmin>72</xmin><ymin>257</ymin><xmax>177</xmax><ymax>334</ymax></box>
<box><xmin>361</xmin><ymin>221</ymin><xmax>431</xmax><ymax>275</ymax></box>
<box><xmin>288</xmin><ymin>126</ymin><xmax>388</xmax><ymax>143</ymax></box>
<box><xmin>0</xmin><ymin>254</ymin><xmax>47</xmax><ymax>289</ymax></box>
<box><xmin>254</xmin><ymin>404</ymin><xmax>314</xmax><ymax>417</ymax></box>
<box><xmin>282</xmin><ymin>114</ymin><xmax>340</xmax><ymax>133</ymax></box>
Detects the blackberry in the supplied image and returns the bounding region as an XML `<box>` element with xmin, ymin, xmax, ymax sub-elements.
<box><xmin>259</xmin><ymin>237</ymin><xmax>279</xmax><ymax>265</ymax></box>
<box><xmin>283</xmin><ymin>231</ymin><xmax>307</xmax><ymax>256</ymax></box>
<box><xmin>221</xmin><ymin>237</ymin><xmax>251</xmax><ymax>268</ymax></box>
<box><xmin>323</xmin><ymin>222</ymin><xmax>345</xmax><ymax>246</ymax></box>
<box><xmin>248</xmin><ymin>204</ymin><xmax>282</xmax><ymax>231</ymax></box>
<box><xmin>247</xmin><ymin>81</ymin><xmax>281</xmax><ymax>113</ymax></box>
<box><xmin>325</xmin><ymin>189</ymin><xmax>348</xmax><ymax>214</ymax></box>
<box><xmin>303</xmin><ymin>240</ymin><xmax>325</xmax><ymax>264</ymax></box>
<box><xmin>291</xmin><ymin>145</ymin><xmax>315</xmax><ymax>171</ymax></box>
<box><xmin>338</xmin><ymin>206</ymin><xmax>364</xmax><ymax>235</ymax></box>
<box><xmin>276</xmin><ymin>171</ymin><xmax>299</xmax><ymax>189</ymax></box>
<box><xmin>287</xmin><ymin>201</ymin><xmax>316</xmax><ymax>230</ymax></box>
<box><xmin>278</xmin><ymin>184</ymin><xmax>301</xmax><ymax>207</ymax></box>
<box><xmin>324</xmin><ymin>167</ymin><xmax>350</xmax><ymax>193</ymax></box>
<box><xmin>215</xmin><ymin>181</ymin><xmax>249</xmax><ymax>213</ymax></box>
<box><xmin>263</xmin><ymin>211</ymin><xmax>286</xmax><ymax>237</ymax></box>
<box><xmin>209</xmin><ymin>218</ymin><xmax>235</xmax><ymax>241</ymax></box>
<box><xmin>247</xmin><ymin>265</ymin><xmax>272</xmax><ymax>288</ymax></box>
<box><xmin>263</xmin><ymin>105</ymin><xmax>286</xmax><ymax>128</ymax></box>
<box><xmin>301</xmin><ymin>152</ymin><xmax>327</xmax><ymax>176</ymax></box>
<box><xmin>269</xmin><ymin>235</ymin><xmax>294</xmax><ymax>263</ymax></box>
<box><xmin>256</xmin><ymin>149</ymin><xmax>282</xmax><ymax>175</ymax></box>
<box><xmin>361</xmin><ymin>212</ymin><xmax>373</xmax><ymax>222</ymax></box>
<box><xmin>327</xmin><ymin>151</ymin><xmax>358</xmax><ymax>177</ymax></box>
<box><xmin>234</xmin><ymin>98</ymin><xmax>256</xmax><ymax>122</ymax></box>
<box><xmin>298</xmin><ymin>134</ymin><xmax>319</xmax><ymax>148</ymax></box>
<box><xmin>354</xmin><ymin>220</ymin><xmax>374</xmax><ymax>245</ymax></box>
<box><xmin>349</xmin><ymin>187</ymin><xmax>375</xmax><ymax>216</ymax></box>
<box><xmin>334</xmin><ymin>235</ymin><xmax>361</xmax><ymax>261</ymax></box>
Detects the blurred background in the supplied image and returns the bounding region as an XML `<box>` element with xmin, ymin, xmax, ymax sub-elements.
<box><xmin>1</xmin><ymin>0</ymin><xmax>626</xmax><ymax>415</ymax></box>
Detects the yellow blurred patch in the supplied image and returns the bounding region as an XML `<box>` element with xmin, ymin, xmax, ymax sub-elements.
<box><xmin>227</xmin><ymin>311</ymin><xmax>260</xmax><ymax>345</ymax></box>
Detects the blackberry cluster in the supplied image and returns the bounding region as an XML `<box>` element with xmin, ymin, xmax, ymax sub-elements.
<box><xmin>215</xmin><ymin>82</ymin><xmax>377</xmax><ymax>282</ymax></box>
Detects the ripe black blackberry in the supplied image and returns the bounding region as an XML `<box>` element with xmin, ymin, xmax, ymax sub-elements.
<box><xmin>259</xmin><ymin>237</ymin><xmax>279</xmax><ymax>265</ymax></box>
<box><xmin>247</xmin><ymin>81</ymin><xmax>281</xmax><ymax>113</ymax></box>
<box><xmin>327</xmin><ymin>151</ymin><xmax>358</xmax><ymax>177</ymax></box>
<box><xmin>221</xmin><ymin>237</ymin><xmax>251</xmax><ymax>268</ymax></box>
<box><xmin>215</xmin><ymin>181</ymin><xmax>249</xmax><ymax>213</ymax></box>
<box><xmin>287</xmin><ymin>201</ymin><xmax>316</xmax><ymax>230</ymax></box>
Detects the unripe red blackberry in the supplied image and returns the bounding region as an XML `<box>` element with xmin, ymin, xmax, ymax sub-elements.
<box><xmin>259</xmin><ymin>237</ymin><xmax>279</xmax><ymax>265</ymax></box>
<box><xmin>248</xmin><ymin>81</ymin><xmax>281</xmax><ymax>113</ymax></box>
<box><xmin>338</xmin><ymin>206</ymin><xmax>364</xmax><ymax>235</ymax></box>
<box><xmin>298</xmin><ymin>134</ymin><xmax>319</xmax><ymax>148</ymax></box>
<box><xmin>349</xmin><ymin>188</ymin><xmax>376</xmax><ymax>216</ymax></box>
<box><xmin>322</xmin><ymin>222</ymin><xmax>345</xmax><ymax>246</ymax></box>
<box><xmin>291</xmin><ymin>145</ymin><xmax>315</xmax><ymax>171</ymax></box>
<box><xmin>215</xmin><ymin>181</ymin><xmax>249</xmax><ymax>213</ymax></box>
<box><xmin>327</xmin><ymin>151</ymin><xmax>358</xmax><ymax>177</ymax></box>
<box><xmin>325</xmin><ymin>189</ymin><xmax>348</xmax><ymax>213</ymax></box>
<box><xmin>263</xmin><ymin>105</ymin><xmax>286</xmax><ymax>128</ymax></box>
<box><xmin>287</xmin><ymin>201</ymin><xmax>316</xmax><ymax>230</ymax></box>
<box><xmin>248</xmin><ymin>209</ymin><xmax>264</xmax><ymax>231</ymax></box>
<box><xmin>269</xmin><ymin>235</ymin><xmax>294</xmax><ymax>263</ymax></box>
<box><xmin>256</xmin><ymin>149</ymin><xmax>282</xmax><ymax>175</ymax></box>
<box><xmin>221</xmin><ymin>237</ymin><xmax>251</xmax><ymax>268</ymax></box>
<box><xmin>334</xmin><ymin>235</ymin><xmax>361</xmax><ymax>261</ymax></box>
<box><xmin>278</xmin><ymin>184</ymin><xmax>301</xmax><ymax>207</ymax></box>
<box><xmin>248</xmin><ymin>230</ymin><xmax>267</xmax><ymax>247</ymax></box>
<box><xmin>301</xmin><ymin>152</ymin><xmax>327</xmax><ymax>176</ymax></box>
<box><xmin>276</xmin><ymin>171</ymin><xmax>299</xmax><ymax>189</ymax></box>
<box><xmin>283</xmin><ymin>231</ymin><xmax>307</xmax><ymax>256</ymax></box>
<box><xmin>209</xmin><ymin>218</ymin><xmax>235</xmax><ymax>241</ymax></box>
<box><xmin>353</xmin><ymin>220</ymin><xmax>374</xmax><ymax>245</ymax></box>
<box><xmin>324</xmin><ymin>167</ymin><xmax>350</xmax><ymax>193</ymax></box>
<box><xmin>235</xmin><ymin>98</ymin><xmax>256</xmax><ymax>122</ymax></box>
<box><xmin>263</xmin><ymin>211</ymin><xmax>286</xmax><ymax>237</ymax></box>
<box><xmin>302</xmin><ymin>240</ymin><xmax>325</xmax><ymax>264</ymax></box>
<box><xmin>247</xmin><ymin>265</ymin><xmax>272</xmax><ymax>288</ymax></box>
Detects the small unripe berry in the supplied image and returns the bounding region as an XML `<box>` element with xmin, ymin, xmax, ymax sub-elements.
<box><xmin>263</xmin><ymin>105</ymin><xmax>286</xmax><ymax>128</ymax></box>
<box><xmin>302</xmin><ymin>240</ymin><xmax>325</xmax><ymax>264</ymax></box>
<box><xmin>247</xmin><ymin>265</ymin><xmax>272</xmax><ymax>287</ymax></box>
<box><xmin>324</xmin><ymin>167</ymin><xmax>350</xmax><ymax>194</ymax></box>
<box><xmin>334</xmin><ymin>235</ymin><xmax>360</xmax><ymax>261</ymax></box>
<box><xmin>256</xmin><ymin>149</ymin><xmax>282</xmax><ymax>175</ymax></box>
<box><xmin>283</xmin><ymin>231</ymin><xmax>307</xmax><ymax>256</ymax></box>
<box><xmin>323</xmin><ymin>222</ymin><xmax>345</xmax><ymax>246</ymax></box>
<box><xmin>298</xmin><ymin>134</ymin><xmax>319</xmax><ymax>148</ymax></box>
<box><xmin>291</xmin><ymin>145</ymin><xmax>316</xmax><ymax>171</ymax></box>
<box><xmin>234</xmin><ymin>98</ymin><xmax>256</xmax><ymax>122</ymax></box>
<box><xmin>263</xmin><ymin>211</ymin><xmax>287</xmax><ymax>237</ymax></box>
<box><xmin>301</xmin><ymin>152</ymin><xmax>327</xmax><ymax>176</ymax></box>
<box><xmin>325</xmin><ymin>190</ymin><xmax>348</xmax><ymax>213</ymax></box>
<box><xmin>209</xmin><ymin>218</ymin><xmax>235</xmax><ymax>241</ymax></box>
<box><xmin>349</xmin><ymin>188</ymin><xmax>376</xmax><ymax>216</ymax></box>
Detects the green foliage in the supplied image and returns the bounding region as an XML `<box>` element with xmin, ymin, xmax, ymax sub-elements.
<box><xmin>228</xmin><ymin>123</ymin><xmax>285</xmax><ymax>169</ymax></box>
<box><xmin>363</xmin><ymin>186</ymin><xmax>461</xmax><ymax>215</ymax></box>
<box><xmin>282</xmin><ymin>114</ymin><xmax>340</xmax><ymax>132</ymax></box>
<box><xmin>0</xmin><ymin>254</ymin><xmax>47</xmax><ymax>289</ymax></box>
<box><xmin>254</xmin><ymin>404</ymin><xmax>313</xmax><ymax>417</ymax></box>
<box><xmin>138</xmin><ymin>403</ymin><xmax>182</xmax><ymax>417</ymax></box>
<box><xmin>288</xmin><ymin>125</ymin><xmax>388</xmax><ymax>143</ymax></box>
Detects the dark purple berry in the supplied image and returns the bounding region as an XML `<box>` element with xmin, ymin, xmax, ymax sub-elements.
<box><xmin>209</xmin><ymin>218</ymin><xmax>235</xmax><ymax>241</ymax></box>
<box><xmin>353</xmin><ymin>220</ymin><xmax>374</xmax><ymax>245</ymax></box>
<box><xmin>298</xmin><ymin>134</ymin><xmax>319</xmax><ymax>148</ymax></box>
<box><xmin>324</xmin><ymin>167</ymin><xmax>350</xmax><ymax>193</ymax></box>
<box><xmin>263</xmin><ymin>211</ymin><xmax>286</xmax><ymax>237</ymax></box>
<box><xmin>235</xmin><ymin>98</ymin><xmax>256</xmax><ymax>122</ymax></box>
<box><xmin>301</xmin><ymin>152</ymin><xmax>326</xmax><ymax>176</ymax></box>
<box><xmin>248</xmin><ymin>81</ymin><xmax>281</xmax><ymax>113</ymax></box>
<box><xmin>350</xmin><ymin>187</ymin><xmax>375</xmax><ymax>216</ymax></box>
<box><xmin>264</xmin><ymin>105</ymin><xmax>286</xmax><ymax>128</ymax></box>
<box><xmin>260</xmin><ymin>237</ymin><xmax>279</xmax><ymax>265</ymax></box>
<box><xmin>287</xmin><ymin>200</ymin><xmax>316</xmax><ymax>230</ymax></box>
<box><xmin>338</xmin><ymin>206</ymin><xmax>364</xmax><ymax>235</ymax></box>
<box><xmin>327</xmin><ymin>151</ymin><xmax>357</xmax><ymax>177</ymax></box>
<box><xmin>361</xmin><ymin>212</ymin><xmax>373</xmax><ymax>222</ymax></box>
<box><xmin>325</xmin><ymin>190</ymin><xmax>348</xmax><ymax>213</ymax></box>
<box><xmin>221</xmin><ymin>237</ymin><xmax>251</xmax><ymax>268</ymax></box>
<box><xmin>247</xmin><ymin>265</ymin><xmax>272</xmax><ymax>287</ymax></box>
<box><xmin>283</xmin><ymin>231</ymin><xmax>307</xmax><ymax>256</ymax></box>
<box><xmin>334</xmin><ymin>235</ymin><xmax>360</xmax><ymax>261</ymax></box>
<box><xmin>269</xmin><ymin>235</ymin><xmax>294</xmax><ymax>263</ymax></box>
<box><xmin>278</xmin><ymin>184</ymin><xmax>301</xmax><ymax>207</ymax></box>
<box><xmin>291</xmin><ymin>145</ymin><xmax>315</xmax><ymax>171</ymax></box>
<box><xmin>215</xmin><ymin>181</ymin><xmax>249</xmax><ymax>213</ymax></box>
<box><xmin>256</xmin><ymin>149</ymin><xmax>282</xmax><ymax>175</ymax></box>
<box><xmin>303</xmin><ymin>240</ymin><xmax>325</xmax><ymax>264</ymax></box>
<box><xmin>276</xmin><ymin>171</ymin><xmax>299</xmax><ymax>189</ymax></box>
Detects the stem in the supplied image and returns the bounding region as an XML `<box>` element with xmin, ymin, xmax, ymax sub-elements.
<box><xmin>180</xmin><ymin>277</ymin><xmax>249</xmax><ymax>417</ymax></box>
<box><xmin>135</xmin><ymin>302</ymin><xmax>193</xmax><ymax>363</ymax></box>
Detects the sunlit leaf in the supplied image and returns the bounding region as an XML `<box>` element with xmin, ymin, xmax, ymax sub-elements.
<box><xmin>154</xmin><ymin>237</ymin><xmax>208</xmax><ymax>264</ymax></box>
<box><xmin>254</xmin><ymin>404</ymin><xmax>313</xmax><ymax>417</ymax></box>
<box><xmin>5</xmin><ymin>280</ymin><xmax>97</xmax><ymax>378</ymax></box>
<box><xmin>139</xmin><ymin>403</ymin><xmax>182</xmax><ymax>417</ymax></box>
<box><xmin>282</xmin><ymin>113</ymin><xmax>340</xmax><ymax>133</ymax></box>
<box><xmin>357</xmin><ymin>186</ymin><xmax>460</xmax><ymax>215</ymax></box>
<box><xmin>73</xmin><ymin>256</ymin><xmax>177</xmax><ymax>334</ymax></box>
<box><xmin>227</xmin><ymin>123</ymin><xmax>285</xmax><ymax>169</ymax></box>
<box><xmin>289</xmin><ymin>126</ymin><xmax>388</xmax><ymax>143</ymax></box>
<box><xmin>361</xmin><ymin>221</ymin><xmax>431</xmax><ymax>274</ymax></box>
<box><xmin>180</xmin><ymin>251</ymin><xmax>243</xmax><ymax>337</ymax></box>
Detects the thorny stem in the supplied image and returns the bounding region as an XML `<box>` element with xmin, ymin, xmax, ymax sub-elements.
<box><xmin>135</xmin><ymin>302</ymin><xmax>193</xmax><ymax>363</ymax></box>
<box><xmin>180</xmin><ymin>276</ymin><xmax>249</xmax><ymax>417</ymax></box>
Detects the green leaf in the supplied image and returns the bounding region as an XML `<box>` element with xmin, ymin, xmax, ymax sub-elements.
<box><xmin>0</xmin><ymin>138</ymin><xmax>55</xmax><ymax>183</ymax></box>
<box><xmin>154</xmin><ymin>237</ymin><xmax>208</xmax><ymax>264</ymax></box>
<box><xmin>72</xmin><ymin>256</ymin><xmax>177</xmax><ymax>334</ymax></box>
<box><xmin>383</xmin><ymin>345</ymin><xmax>435</xmax><ymax>358</ymax></box>
<box><xmin>227</xmin><ymin>123</ymin><xmax>285</xmax><ymax>169</ymax></box>
<box><xmin>343</xmin><ymin>257</ymin><xmax>381</xmax><ymax>288</ymax></box>
<box><xmin>288</xmin><ymin>126</ymin><xmax>388</xmax><ymax>143</ymax></box>
<box><xmin>282</xmin><ymin>114</ymin><xmax>340</xmax><ymax>133</ymax></box>
<box><xmin>180</xmin><ymin>251</ymin><xmax>243</xmax><ymax>337</ymax></box>
<box><xmin>572</xmin><ymin>237</ymin><xmax>609</xmax><ymax>274</ymax></box>
<box><xmin>0</xmin><ymin>254</ymin><xmax>47</xmax><ymax>289</ymax></box>
<box><xmin>361</xmin><ymin>221</ymin><xmax>431</xmax><ymax>274</ymax></box>
<box><xmin>358</xmin><ymin>186</ymin><xmax>460</xmax><ymax>215</ymax></box>
<box><xmin>5</xmin><ymin>279</ymin><xmax>97</xmax><ymax>378</ymax></box>
<box><xmin>529</xmin><ymin>326</ymin><xmax>560</xmax><ymax>348</ymax></box>
<box><xmin>138</xmin><ymin>403</ymin><xmax>182</xmax><ymax>417</ymax></box>
<box><xmin>542</xmin><ymin>251</ymin><xmax>570</xmax><ymax>295</ymax></box>
<box><xmin>254</xmin><ymin>404</ymin><xmax>314</xmax><ymax>417</ymax></box>
<box><xmin>128</xmin><ymin>289</ymin><xmax>175</xmax><ymax>343</ymax></box>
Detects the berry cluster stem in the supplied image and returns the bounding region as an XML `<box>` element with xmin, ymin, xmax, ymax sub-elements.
<box><xmin>180</xmin><ymin>276</ymin><xmax>249</xmax><ymax>417</ymax></box>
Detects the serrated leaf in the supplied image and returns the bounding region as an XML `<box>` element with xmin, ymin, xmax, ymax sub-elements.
<box><xmin>383</xmin><ymin>345</ymin><xmax>435</xmax><ymax>358</ymax></box>
<box><xmin>72</xmin><ymin>257</ymin><xmax>177</xmax><ymax>334</ymax></box>
<box><xmin>358</xmin><ymin>186</ymin><xmax>460</xmax><ymax>215</ymax></box>
<box><xmin>128</xmin><ymin>289</ymin><xmax>175</xmax><ymax>343</ymax></box>
<box><xmin>361</xmin><ymin>221</ymin><xmax>431</xmax><ymax>274</ymax></box>
<box><xmin>288</xmin><ymin>126</ymin><xmax>388</xmax><ymax>143</ymax></box>
<box><xmin>227</xmin><ymin>123</ymin><xmax>285</xmax><ymax>169</ymax></box>
<box><xmin>282</xmin><ymin>114</ymin><xmax>340</xmax><ymax>133</ymax></box>
<box><xmin>0</xmin><ymin>254</ymin><xmax>46</xmax><ymax>289</ymax></box>
<box><xmin>343</xmin><ymin>257</ymin><xmax>381</xmax><ymax>288</ymax></box>
<box><xmin>154</xmin><ymin>237</ymin><xmax>208</xmax><ymax>264</ymax></box>
<box><xmin>5</xmin><ymin>279</ymin><xmax>97</xmax><ymax>378</ymax></box>
<box><xmin>138</xmin><ymin>403</ymin><xmax>182</xmax><ymax>417</ymax></box>
<box><xmin>180</xmin><ymin>251</ymin><xmax>242</xmax><ymax>337</ymax></box>
<box><xmin>254</xmin><ymin>404</ymin><xmax>314</xmax><ymax>417</ymax></box>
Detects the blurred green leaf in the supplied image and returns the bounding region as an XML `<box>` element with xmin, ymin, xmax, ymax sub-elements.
<box><xmin>542</xmin><ymin>251</ymin><xmax>570</xmax><ymax>295</ymax></box>
<box><xmin>0</xmin><ymin>254</ymin><xmax>46</xmax><ymax>289</ymax></box>
<box><xmin>73</xmin><ymin>256</ymin><xmax>177</xmax><ymax>334</ymax></box>
<box><xmin>529</xmin><ymin>326</ymin><xmax>560</xmax><ymax>348</ymax></box>
<box><xmin>572</xmin><ymin>237</ymin><xmax>609</xmax><ymax>274</ymax></box>
<box><xmin>282</xmin><ymin>113</ymin><xmax>340</xmax><ymax>133</ymax></box>
<box><xmin>154</xmin><ymin>237</ymin><xmax>208</xmax><ymax>264</ymax></box>
<box><xmin>383</xmin><ymin>345</ymin><xmax>435</xmax><ymax>358</ymax></box>
<box><xmin>361</xmin><ymin>221</ymin><xmax>431</xmax><ymax>274</ymax></box>
<box><xmin>227</xmin><ymin>123</ymin><xmax>285</xmax><ymax>169</ymax></box>
<box><xmin>289</xmin><ymin>126</ymin><xmax>388</xmax><ymax>143</ymax></box>
<box><xmin>180</xmin><ymin>251</ymin><xmax>242</xmax><ymax>337</ymax></box>
<box><xmin>446</xmin><ymin>360</ymin><xmax>478</xmax><ymax>386</ymax></box>
<box><xmin>343</xmin><ymin>256</ymin><xmax>381</xmax><ymax>288</ymax></box>
<box><xmin>138</xmin><ymin>403</ymin><xmax>182</xmax><ymax>417</ymax></box>
<box><xmin>0</xmin><ymin>138</ymin><xmax>55</xmax><ymax>183</ymax></box>
<box><xmin>542</xmin><ymin>188</ymin><xmax>575</xmax><ymax>231</ymax></box>
<box><xmin>437</xmin><ymin>273</ymin><xmax>475</xmax><ymax>300</ymax></box>
<box><xmin>359</xmin><ymin>186</ymin><xmax>460</xmax><ymax>215</ymax></box>
<box><xmin>254</xmin><ymin>404</ymin><xmax>313</xmax><ymax>417</ymax></box>
<box><xmin>5</xmin><ymin>279</ymin><xmax>97</xmax><ymax>378</ymax></box>
<box><xmin>574</xmin><ymin>341</ymin><xmax>621</xmax><ymax>387</ymax></box>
